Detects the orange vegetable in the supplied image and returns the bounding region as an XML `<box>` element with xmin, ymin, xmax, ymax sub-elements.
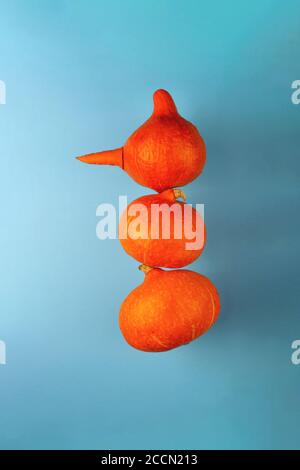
<box><xmin>119</xmin><ymin>189</ymin><xmax>205</xmax><ymax>268</ymax></box>
<box><xmin>76</xmin><ymin>89</ymin><xmax>206</xmax><ymax>192</ymax></box>
<box><xmin>119</xmin><ymin>265</ymin><xmax>220</xmax><ymax>352</ymax></box>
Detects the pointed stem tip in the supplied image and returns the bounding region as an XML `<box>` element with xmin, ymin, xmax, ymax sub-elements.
<box><xmin>153</xmin><ymin>89</ymin><xmax>178</xmax><ymax>116</ymax></box>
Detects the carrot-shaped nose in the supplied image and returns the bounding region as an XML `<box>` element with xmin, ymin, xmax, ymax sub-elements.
<box><xmin>76</xmin><ymin>147</ymin><xmax>123</xmax><ymax>168</ymax></box>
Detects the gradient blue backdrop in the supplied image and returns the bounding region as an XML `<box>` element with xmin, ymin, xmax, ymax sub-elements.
<box><xmin>0</xmin><ymin>0</ymin><xmax>299</xmax><ymax>450</ymax></box>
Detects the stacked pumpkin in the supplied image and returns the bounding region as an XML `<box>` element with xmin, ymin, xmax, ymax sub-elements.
<box><xmin>77</xmin><ymin>89</ymin><xmax>220</xmax><ymax>352</ymax></box>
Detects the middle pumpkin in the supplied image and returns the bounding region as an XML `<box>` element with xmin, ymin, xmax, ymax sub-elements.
<box><xmin>119</xmin><ymin>189</ymin><xmax>205</xmax><ymax>268</ymax></box>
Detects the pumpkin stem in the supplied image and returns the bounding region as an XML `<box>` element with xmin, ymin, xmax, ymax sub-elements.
<box><xmin>139</xmin><ymin>264</ymin><xmax>153</xmax><ymax>275</ymax></box>
<box><xmin>76</xmin><ymin>147</ymin><xmax>124</xmax><ymax>169</ymax></box>
<box><xmin>153</xmin><ymin>89</ymin><xmax>178</xmax><ymax>116</ymax></box>
<box><xmin>173</xmin><ymin>189</ymin><xmax>186</xmax><ymax>202</ymax></box>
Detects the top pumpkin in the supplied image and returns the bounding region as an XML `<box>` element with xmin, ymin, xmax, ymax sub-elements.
<box><xmin>76</xmin><ymin>89</ymin><xmax>206</xmax><ymax>192</ymax></box>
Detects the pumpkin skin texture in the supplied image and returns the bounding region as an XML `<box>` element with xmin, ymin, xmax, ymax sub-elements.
<box><xmin>119</xmin><ymin>189</ymin><xmax>205</xmax><ymax>268</ymax></box>
<box><xmin>119</xmin><ymin>266</ymin><xmax>220</xmax><ymax>352</ymax></box>
<box><xmin>76</xmin><ymin>89</ymin><xmax>206</xmax><ymax>192</ymax></box>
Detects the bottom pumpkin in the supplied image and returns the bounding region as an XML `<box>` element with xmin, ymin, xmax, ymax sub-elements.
<box><xmin>119</xmin><ymin>265</ymin><xmax>220</xmax><ymax>352</ymax></box>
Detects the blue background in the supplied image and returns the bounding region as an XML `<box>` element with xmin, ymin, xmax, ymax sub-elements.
<box><xmin>0</xmin><ymin>0</ymin><xmax>299</xmax><ymax>450</ymax></box>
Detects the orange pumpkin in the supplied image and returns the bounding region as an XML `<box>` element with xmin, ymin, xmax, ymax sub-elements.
<box><xmin>119</xmin><ymin>265</ymin><xmax>220</xmax><ymax>352</ymax></box>
<box><xmin>119</xmin><ymin>189</ymin><xmax>205</xmax><ymax>268</ymax></box>
<box><xmin>76</xmin><ymin>89</ymin><xmax>206</xmax><ymax>192</ymax></box>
